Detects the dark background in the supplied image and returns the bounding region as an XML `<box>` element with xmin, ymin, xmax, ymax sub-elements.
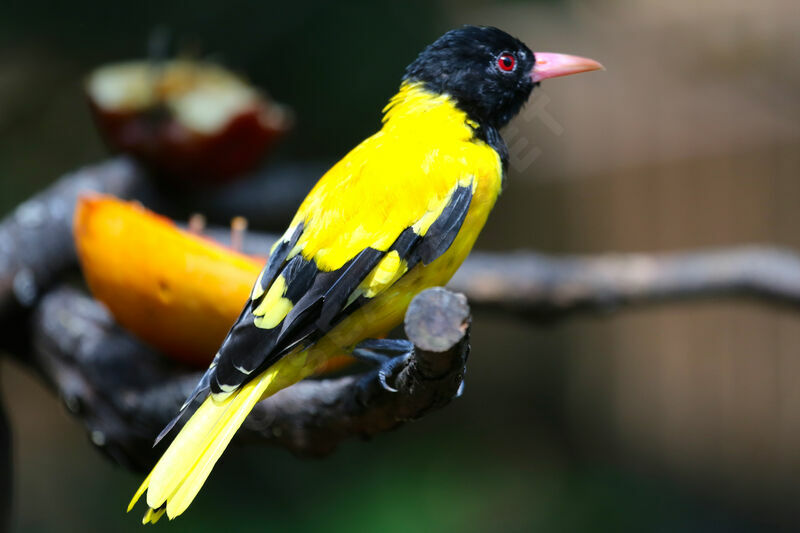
<box><xmin>2</xmin><ymin>0</ymin><xmax>800</xmax><ymax>531</ymax></box>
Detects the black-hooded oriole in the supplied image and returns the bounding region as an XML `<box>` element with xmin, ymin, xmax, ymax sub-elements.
<box><xmin>129</xmin><ymin>25</ymin><xmax>602</xmax><ymax>523</ymax></box>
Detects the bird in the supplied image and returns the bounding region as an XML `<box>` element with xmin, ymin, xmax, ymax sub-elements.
<box><xmin>128</xmin><ymin>25</ymin><xmax>602</xmax><ymax>523</ymax></box>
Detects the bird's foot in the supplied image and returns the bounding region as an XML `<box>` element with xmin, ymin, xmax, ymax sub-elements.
<box><xmin>352</xmin><ymin>338</ymin><xmax>414</xmax><ymax>393</ymax></box>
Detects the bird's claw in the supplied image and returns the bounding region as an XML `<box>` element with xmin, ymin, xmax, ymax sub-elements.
<box><xmin>352</xmin><ymin>338</ymin><xmax>414</xmax><ymax>394</ymax></box>
<box><xmin>377</xmin><ymin>352</ymin><xmax>412</xmax><ymax>392</ymax></box>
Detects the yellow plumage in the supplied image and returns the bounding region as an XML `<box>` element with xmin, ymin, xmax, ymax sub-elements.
<box><xmin>129</xmin><ymin>80</ymin><xmax>503</xmax><ymax>521</ymax></box>
<box><xmin>252</xmin><ymin>275</ymin><xmax>293</xmax><ymax>329</ymax></box>
<box><xmin>288</xmin><ymin>82</ymin><xmax>498</xmax><ymax>272</ymax></box>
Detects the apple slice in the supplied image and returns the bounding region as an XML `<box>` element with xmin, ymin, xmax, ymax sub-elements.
<box><xmin>86</xmin><ymin>60</ymin><xmax>292</xmax><ymax>184</ymax></box>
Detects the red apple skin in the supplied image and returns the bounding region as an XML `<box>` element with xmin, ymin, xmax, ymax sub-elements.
<box><xmin>88</xmin><ymin>98</ymin><xmax>291</xmax><ymax>184</ymax></box>
<box><xmin>85</xmin><ymin>60</ymin><xmax>293</xmax><ymax>185</ymax></box>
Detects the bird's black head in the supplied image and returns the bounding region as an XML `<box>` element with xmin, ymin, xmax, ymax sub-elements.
<box><xmin>404</xmin><ymin>26</ymin><xmax>603</xmax><ymax>130</ymax></box>
<box><xmin>404</xmin><ymin>26</ymin><xmax>536</xmax><ymax>129</ymax></box>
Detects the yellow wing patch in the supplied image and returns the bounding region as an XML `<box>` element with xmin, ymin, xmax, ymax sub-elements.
<box><xmin>347</xmin><ymin>250</ymin><xmax>408</xmax><ymax>306</ymax></box>
<box><xmin>252</xmin><ymin>275</ymin><xmax>293</xmax><ymax>329</ymax></box>
<box><xmin>362</xmin><ymin>251</ymin><xmax>406</xmax><ymax>297</ymax></box>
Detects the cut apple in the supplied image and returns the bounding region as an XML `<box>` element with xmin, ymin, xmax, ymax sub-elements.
<box><xmin>86</xmin><ymin>60</ymin><xmax>292</xmax><ymax>184</ymax></box>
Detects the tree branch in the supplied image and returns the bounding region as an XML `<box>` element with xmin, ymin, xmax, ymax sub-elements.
<box><xmin>195</xmin><ymin>228</ymin><xmax>800</xmax><ymax>319</ymax></box>
<box><xmin>449</xmin><ymin>248</ymin><xmax>800</xmax><ymax>318</ymax></box>
<box><xmin>25</xmin><ymin>286</ymin><xmax>470</xmax><ymax>471</ymax></box>
<box><xmin>0</xmin><ymin>157</ymin><xmax>151</xmax><ymax>321</ymax></box>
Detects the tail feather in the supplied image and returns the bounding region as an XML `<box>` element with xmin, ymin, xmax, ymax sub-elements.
<box><xmin>165</xmin><ymin>370</ymin><xmax>275</xmax><ymax>517</ymax></box>
<box><xmin>142</xmin><ymin>506</ymin><xmax>166</xmax><ymax>524</ymax></box>
<box><xmin>153</xmin><ymin>353</ymin><xmax>221</xmax><ymax>447</ymax></box>
<box><xmin>128</xmin><ymin>366</ymin><xmax>277</xmax><ymax>521</ymax></box>
<box><xmin>146</xmin><ymin>394</ymin><xmax>231</xmax><ymax>509</ymax></box>
<box><xmin>128</xmin><ymin>471</ymin><xmax>152</xmax><ymax>512</ymax></box>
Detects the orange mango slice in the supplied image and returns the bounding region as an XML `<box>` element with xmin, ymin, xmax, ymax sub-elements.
<box><xmin>74</xmin><ymin>195</ymin><xmax>264</xmax><ymax>366</ymax></box>
<box><xmin>74</xmin><ymin>195</ymin><xmax>354</xmax><ymax>374</ymax></box>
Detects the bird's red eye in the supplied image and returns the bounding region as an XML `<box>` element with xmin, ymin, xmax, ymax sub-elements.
<box><xmin>497</xmin><ymin>53</ymin><xmax>516</xmax><ymax>72</ymax></box>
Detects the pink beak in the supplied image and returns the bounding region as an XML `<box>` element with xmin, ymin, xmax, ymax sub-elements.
<box><xmin>530</xmin><ymin>52</ymin><xmax>604</xmax><ymax>83</ymax></box>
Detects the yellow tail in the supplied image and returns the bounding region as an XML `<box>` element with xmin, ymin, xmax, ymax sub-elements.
<box><xmin>128</xmin><ymin>367</ymin><xmax>277</xmax><ymax>521</ymax></box>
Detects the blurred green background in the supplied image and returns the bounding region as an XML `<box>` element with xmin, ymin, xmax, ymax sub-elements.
<box><xmin>2</xmin><ymin>0</ymin><xmax>800</xmax><ymax>531</ymax></box>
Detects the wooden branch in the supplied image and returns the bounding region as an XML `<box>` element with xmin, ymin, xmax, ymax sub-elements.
<box><xmin>0</xmin><ymin>157</ymin><xmax>151</xmax><ymax>321</ymax></box>
<box><xmin>25</xmin><ymin>286</ymin><xmax>470</xmax><ymax>471</ymax></box>
<box><xmin>197</xmin><ymin>227</ymin><xmax>800</xmax><ymax>318</ymax></box>
<box><xmin>449</xmin><ymin>248</ymin><xmax>800</xmax><ymax>318</ymax></box>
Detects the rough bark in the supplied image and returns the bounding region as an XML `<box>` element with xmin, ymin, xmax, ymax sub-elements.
<box><xmin>24</xmin><ymin>286</ymin><xmax>470</xmax><ymax>470</ymax></box>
